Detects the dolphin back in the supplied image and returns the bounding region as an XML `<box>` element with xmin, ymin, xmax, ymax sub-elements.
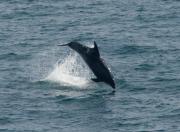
<box><xmin>87</xmin><ymin>41</ymin><xmax>100</xmax><ymax>58</ymax></box>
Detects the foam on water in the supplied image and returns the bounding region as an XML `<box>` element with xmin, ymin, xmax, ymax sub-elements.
<box><xmin>46</xmin><ymin>51</ymin><xmax>92</xmax><ymax>87</ymax></box>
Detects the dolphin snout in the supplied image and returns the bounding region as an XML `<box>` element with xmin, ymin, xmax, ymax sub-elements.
<box><xmin>57</xmin><ymin>44</ymin><xmax>69</xmax><ymax>46</ymax></box>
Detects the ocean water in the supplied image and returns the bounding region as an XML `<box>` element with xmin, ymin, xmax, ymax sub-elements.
<box><xmin>0</xmin><ymin>0</ymin><xmax>180</xmax><ymax>131</ymax></box>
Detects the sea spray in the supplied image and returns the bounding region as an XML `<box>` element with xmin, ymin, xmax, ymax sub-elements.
<box><xmin>46</xmin><ymin>51</ymin><xmax>93</xmax><ymax>87</ymax></box>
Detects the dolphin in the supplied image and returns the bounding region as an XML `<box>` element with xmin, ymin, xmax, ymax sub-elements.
<box><xmin>58</xmin><ymin>41</ymin><xmax>115</xmax><ymax>89</ymax></box>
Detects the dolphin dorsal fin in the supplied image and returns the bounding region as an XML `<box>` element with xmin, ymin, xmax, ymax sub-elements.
<box><xmin>93</xmin><ymin>41</ymin><xmax>100</xmax><ymax>57</ymax></box>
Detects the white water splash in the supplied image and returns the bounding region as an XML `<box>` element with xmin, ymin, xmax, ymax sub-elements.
<box><xmin>46</xmin><ymin>52</ymin><xmax>92</xmax><ymax>87</ymax></box>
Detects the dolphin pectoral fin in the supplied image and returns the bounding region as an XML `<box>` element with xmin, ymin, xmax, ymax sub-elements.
<box><xmin>91</xmin><ymin>78</ymin><xmax>102</xmax><ymax>82</ymax></box>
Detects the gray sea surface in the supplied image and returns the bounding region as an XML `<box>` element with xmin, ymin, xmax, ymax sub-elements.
<box><xmin>0</xmin><ymin>0</ymin><xmax>180</xmax><ymax>132</ymax></box>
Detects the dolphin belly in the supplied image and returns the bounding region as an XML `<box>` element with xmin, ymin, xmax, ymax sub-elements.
<box><xmin>84</xmin><ymin>56</ymin><xmax>115</xmax><ymax>88</ymax></box>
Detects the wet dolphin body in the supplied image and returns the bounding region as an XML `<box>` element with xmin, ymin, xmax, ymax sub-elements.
<box><xmin>58</xmin><ymin>41</ymin><xmax>115</xmax><ymax>89</ymax></box>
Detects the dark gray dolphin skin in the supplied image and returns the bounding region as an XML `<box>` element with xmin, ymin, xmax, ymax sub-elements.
<box><xmin>58</xmin><ymin>41</ymin><xmax>115</xmax><ymax>89</ymax></box>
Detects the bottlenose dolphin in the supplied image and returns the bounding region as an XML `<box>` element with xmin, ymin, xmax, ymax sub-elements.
<box><xmin>58</xmin><ymin>41</ymin><xmax>115</xmax><ymax>89</ymax></box>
